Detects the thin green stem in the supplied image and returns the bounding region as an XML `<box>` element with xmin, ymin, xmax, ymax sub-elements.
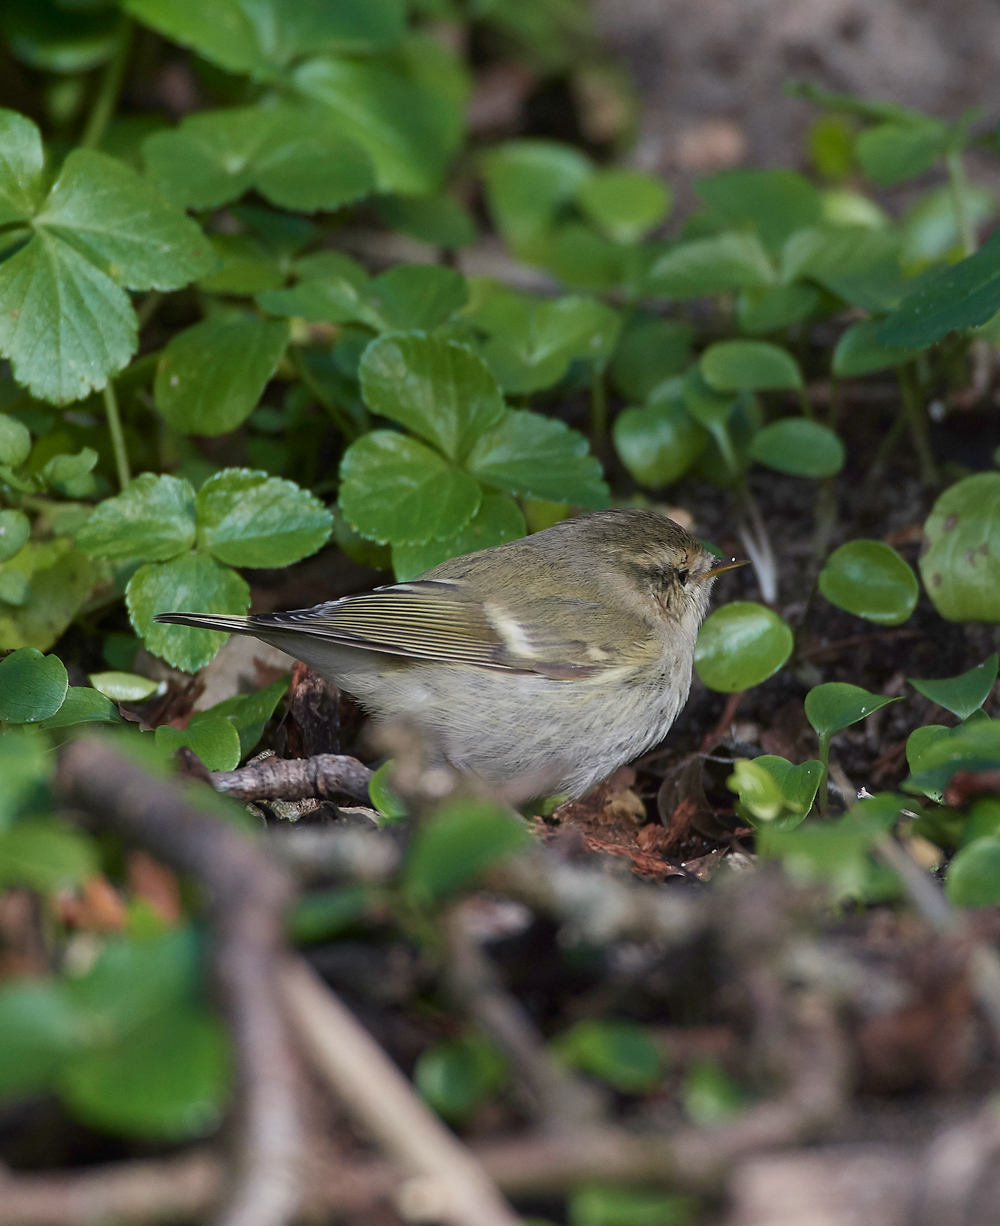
<box><xmin>897</xmin><ymin>363</ymin><xmax>940</xmax><ymax>487</ymax></box>
<box><xmin>817</xmin><ymin>732</ymin><xmax>831</xmax><ymax>816</ymax></box>
<box><xmin>136</xmin><ymin>290</ymin><xmax>164</xmax><ymax>331</ymax></box>
<box><xmin>289</xmin><ymin>347</ymin><xmax>363</xmax><ymax>442</ymax></box>
<box><xmin>827</xmin><ymin>375</ymin><xmax>841</xmax><ymax>430</ymax></box>
<box><xmin>797</xmin><ymin>386</ymin><xmax>814</xmax><ymax>420</ymax></box>
<box><xmin>945</xmin><ymin>149</ymin><xmax>976</xmax><ymax>257</ymax></box>
<box><xmin>103</xmin><ymin>381</ymin><xmax>131</xmax><ymax>491</ymax></box>
<box><xmin>79</xmin><ymin>20</ymin><xmax>134</xmax><ymax>151</ymax></box>
<box><xmin>590</xmin><ymin>370</ymin><xmax>608</xmax><ymax>455</ymax></box>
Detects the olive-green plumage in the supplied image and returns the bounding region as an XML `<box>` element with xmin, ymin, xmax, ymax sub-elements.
<box><xmin>155</xmin><ymin>509</ymin><xmax>735</xmax><ymax>797</ymax></box>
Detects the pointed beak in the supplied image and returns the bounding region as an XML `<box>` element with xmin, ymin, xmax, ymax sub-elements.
<box><xmin>699</xmin><ymin>557</ymin><xmax>751</xmax><ymax>581</ymax></box>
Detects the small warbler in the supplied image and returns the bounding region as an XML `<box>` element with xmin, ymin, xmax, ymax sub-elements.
<box><xmin>155</xmin><ymin>509</ymin><xmax>744</xmax><ymax>797</ymax></box>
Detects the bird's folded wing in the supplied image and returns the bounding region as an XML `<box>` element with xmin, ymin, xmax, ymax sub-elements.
<box><xmin>249</xmin><ymin>579</ymin><xmax>629</xmax><ymax>678</ymax></box>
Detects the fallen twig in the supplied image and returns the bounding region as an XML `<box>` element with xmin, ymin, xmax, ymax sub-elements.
<box><xmin>210</xmin><ymin>753</ymin><xmax>373</xmax><ymax>802</ymax></box>
<box><xmin>281</xmin><ymin>956</ymin><xmax>521</xmax><ymax>1226</ymax></box>
<box><xmin>57</xmin><ymin>738</ymin><xmax>303</xmax><ymax>1226</ymax></box>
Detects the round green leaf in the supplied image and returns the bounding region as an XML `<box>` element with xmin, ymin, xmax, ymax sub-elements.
<box><xmin>700</xmin><ymin>340</ymin><xmax>803</xmax><ymax>392</ymax></box>
<box><xmin>195</xmin><ymin>469</ymin><xmax>331</xmax><ymax>568</ymax></box>
<box><xmin>75</xmin><ymin>473</ymin><xmax>196</xmax><ymax>562</ymax></box>
<box><xmin>818</xmin><ymin>540</ymin><xmax>918</xmax><ymax>625</ymax></box>
<box><xmin>37</xmin><ymin>686</ymin><xmax>124</xmax><ymax>729</ymax></box>
<box><xmin>155</xmin><ymin>717</ymin><xmax>242</xmax><ymax>772</ymax></box>
<box><xmin>0</xmin><ymin>647</ymin><xmax>68</xmax><ymax>722</ymax></box>
<box><xmin>906</xmin><ymin>724</ymin><xmax>951</xmax><ymax>779</ymax></box>
<box><xmin>415</xmin><ymin>1035</ymin><xmax>508</xmax><ymax>1122</ymax></box>
<box><xmin>360</xmin><ymin>333</ymin><xmax>504</xmax><ymax>461</ymax></box>
<box><xmin>694</xmin><ymin>602</ymin><xmax>793</xmax><ymax>693</ymax></box>
<box><xmin>0</xmin><ymin>571</ymin><xmax>30</xmax><ymax>606</ymax></box>
<box><xmin>479</xmin><ymin>139</ymin><xmax>591</xmax><ymax>258</ymax></box>
<box><xmin>832</xmin><ymin>317</ymin><xmax>922</xmax><ymax>377</ymax></box>
<box><xmin>737</xmin><ymin>284</ymin><xmax>820</xmax><ymax>334</ymax></box>
<box><xmin>920</xmin><ymin>472</ymin><xmax>1000</xmax><ymax>622</ymax></box>
<box><xmin>339</xmin><ymin>431</ymin><xmax>481</xmax><ymax>545</ymax></box>
<box><xmin>392</xmin><ymin>494</ymin><xmax>525</xmax><ymax>581</ymax></box>
<box><xmin>0</xmin><ymin>509</ymin><xmax>30</xmax><ymax>562</ymax></box>
<box><xmin>612</xmin><ymin>392</ymin><xmax>707</xmax><ymax>489</ymax></box>
<box><xmin>154</xmin><ymin>312</ymin><xmax>290</xmax><ymax>437</ymax></box>
<box><xmin>909</xmin><ymin>654</ymin><xmax>999</xmax><ymax>721</ymax></box>
<box><xmin>363</xmin><ymin>265</ymin><xmax>469</xmax><ymax>332</ymax></box>
<box><xmin>0</xmin><ymin>414</ymin><xmax>31</xmax><ymax>467</ymax></box>
<box><xmin>577</xmin><ymin>168</ymin><xmax>671</xmax><ymax>245</ymax></box>
<box><xmin>553</xmin><ymin>1019</ymin><xmax>664</xmax><ymax>1094</ymax></box>
<box><xmin>88</xmin><ymin>671</ymin><xmax>161</xmax><ymax>703</ymax></box>
<box><xmin>804</xmin><ymin>682</ymin><xmax>900</xmax><ymax>739</ymax></box>
<box><xmin>727</xmin><ymin>755</ymin><xmax>823</xmax><ymax>831</ymax></box>
<box><xmin>60</xmin><ymin>1006</ymin><xmax>230</xmax><ymax>1141</ymax></box>
<box><xmin>945</xmin><ymin>837</ymin><xmax>1000</xmax><ymax>907</ymax></box>
<box><xmin>466</xmin><ymin>410</ymin><xmax>610</xmax><ymax>508</ymax></box>
<box><xmin>645</xmin><ymin>231</ymin><xmax>775</xmax><ymax>297</ymax></box>
<box><xmin>610</xmin><ymin>318</ymin><xmax>693</xmax><ymax>401</ymax></box>
<box><xmin>749</xmin><ymin>418</ymin><xmax>844</xmax><ymax>478</ymax></box>
<box><xmin>126</xmin><ymin>553</ymin><xmax>250</xmax><ymax>674</ymax></box>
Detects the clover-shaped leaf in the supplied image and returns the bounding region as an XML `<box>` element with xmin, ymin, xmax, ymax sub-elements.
<box><xmin>195</xmin><ymin>470</ymin><xmax>331</xmax><ymax>568</ymax></box>
<box><xmin>76</xmin><ymin>473</ymin><xmax>196</xmax><ymax>562</ymax></box>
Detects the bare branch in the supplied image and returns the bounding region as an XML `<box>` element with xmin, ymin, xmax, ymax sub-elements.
<box><xmin>211</xmin><ymin>754</ymin><xmax>373</xmax><ymax>803</ymax></box>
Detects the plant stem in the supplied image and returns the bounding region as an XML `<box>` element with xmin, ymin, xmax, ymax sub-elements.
<box><xmin>103</xmin><ymin>381</ymin><xmax>131</xmax><ymax>490</ymax></box>
<box><xmin>797</xmin><ymin>387</ymin><xmax>814</xmax><ymax>420</ymax></box>
<box><xmin>79</xmin><ymin>20</ymin><xmax>134</xmax><ymax>151</ymax></box>
<box><xmin>816</xmin><ymin>732</ymin><xmax>831</xmax><ymax>816</ymax></box>
<box><xmin>136</xmin><ymin>289</ymin><xmax>164</xmax><ymax>330</ymax></box>
<box><xmin>734</xmin><ymin>479</ymin><xmax>779</xmax><ymax>604</ymax></box>
<box><xmin>827</xmin><ymin>375</ymin><xmax>841</xmax><ymax>430</ymax></box>
<box><xmin>590</xmin><ymin>370</ymin><xmax>608</xmax><ymax>456</ymax></box>
<box><xmin>896</xmin><ymin>364</ymin><xmax>940</xmax><ymax>487</ymax></box>
<box><xmin>945</xmin><ymin>149</ymin><xmax>977</xmax><ymax>257</ymax></box>
<box><xmin>289</xmin><ymin>347</ymin><xmax>363</xmax><ymax>442</ymax></box>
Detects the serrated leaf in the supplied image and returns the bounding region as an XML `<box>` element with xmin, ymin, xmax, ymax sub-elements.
<box><xmin>919</xmin><ymin>472</ymin><xmax>1000</xmax><ymax>622</ymax></box>
<box><xmin>694</xmin><ymin>602</ymin><xmax>793</xmax><ymax>693</ymax></box>
<box><xmin>360</xmin><ymin>332</ymin><xmax>504</xmax><ymax>461</ymax></box>
<box><xmin>0</xmin><ymin>538</ymin><xmax>94</xmax><ymax>652</ymax></box>
<box><xmin>142</xmin><ymin>105</ymin><xmax>375</xmax><ymax>212</ymax></box>
<box><xmin>0</xmin><ymin>109</ymin><xmax>44</xmax><ymax>224</ymax></box>
<box><xmin>339</xmin><ymin>431</ymin><xmax>481</xmax><ymax>545</ymax></box>
<box><xmin>76</xmin><ymin>473</ymin><xmax>196</xmax><ymax>562</ymax></box>
<box><xmin>646</xmin><ymin>231</ymin><xmax>775</xmax><ymax>297</ymax></box>
<box><xmin>154</xmin><ymin>312</ymin><xmax>290</xmax><ymax>437</ymax></box>
<box><xmin>466</xmin><ymin>410</ymin><xmax>610</xmax><ymax>507</ymax></box>
<box><xmin>750</xmin><ymin>418</ymin><xmax>844</xmax><ymax>478</ymax></box>
<box><xmin>392</xmin><ymin>494</ymin><xmax>526</xmax><ymax>581</ymax></box>
<box><xmin>0</xmin><ymin>646</ymin><xmax>68</xmax><ymax>722</ymax></box>
<box><xmin>909</xmin><ymin>654</ymin><xmax>999</xmax><ymax>721</ymax></box>
<box><xmin>818</xmin><ymin>540</ymin><xmax>918</xmax><ymax>625</ymax></box>
<box><xmin>195</xmin><ymin>469</ymin><xmax>331</xmax><ymax>567</ymax></box>
<box><xmin>363</xmin><ymin>265</ymin><xmax>468</xmax><ymax>332</ymax></box>
<box><xmin>126</xmin><ymin>552</ymin><xmax>250</xmax><ymax>673</ymax></box>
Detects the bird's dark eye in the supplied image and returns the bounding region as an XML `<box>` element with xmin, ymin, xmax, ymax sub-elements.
<box><xmin>677</xmin><ymin>569</ymin><xmax>689</xmax><ymax>586</ymax></box>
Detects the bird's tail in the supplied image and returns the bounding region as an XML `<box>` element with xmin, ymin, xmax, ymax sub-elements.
<box><xmin>153</xmin><ymin>612</ymin><xmax>255</xmax><ymax>635</ymax></box>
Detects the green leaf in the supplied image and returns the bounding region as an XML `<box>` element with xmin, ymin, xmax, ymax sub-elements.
<box><xmin>804</xmin><ymin>682</ymin><xmax>900</xmax><ymax>739</ymax></box>
<box><xmin>415</xmin><ymin>1034</ymin><xmax>508</xmax><ymax>1122</ymax></box>
<box><xmin>197</xmin><ymin>234</ymin><xmax>284</xmax><ymax>295</ymax></box>
<box><xmin>577</xmin><ymin>169</ymin><xmax>671</xmax><ymax>245</ymax></box>
<box><xmin>681</xmin><ymin>368</ymin><xmax>741</xmax><ymax>479</ymax></box>
<box><xmin>878</xmin><ymin>229</ymin><xmax>1000</xmax><ymax>349</ymax></box>
<box><xmin>694</xmin><ymin>603</ymin><xmax>794</xmax><ymax>693</ymax></box>
<box><xmin>154</xmin><ymin>312</ymin><xmax>290</xmax><ymax>438</ymax></box>
<box><xmin>4</xmin><ymin>0</ymin><xmax>125</xmax><ymax>74</ymax></box>
<box><xmin>609</xmin><ymin>318</ymin><xmax>693</xmax><ymax>401</ymax></box>
<box><xmin>189</xmin><ymin>672</ymin><xmax>289</xmax><ymax>757</ymax></box>
<box><xmin>737</xmin><ymin>284</ymin><xmax>820</xmax><ymax>335</ymax></box>
<box><xmin>392</xmin><ymin>494</ymin><xmax>526</xmax><ymax>581</ymax></box>
<box><xmin>467</xmin><ymin>410</ymin><xmax>610</xmax><ymax>508</ymax></box>
<box><xmin>543</xmin><ymin>223</ymin><xmax>625</xmax><ymax>291</ymax></box>
<box><xmin>856</xmin><ymin>121</ymin><xmax>947</xmax><ymax>187</ymax></box>
<box><xmin>0</xmin><ymin>509</ymin><xmax>30</xmax><ymax>563</ymax></box>
<box><xmin>42</xmin><ymin>447</ymin><xmax>98</xmax><ymax>498</ymax></box>
<box><xmin>363</xmin><ymin>265</ymin><xmax>468</xmax><ymax>332</ymax></box>
<box><xmin>695</xmin><ymin>168</ymin><xmax>823</xmax><ymax>253</ymax></box>
<box><xmin>367</xmin><ymin>760</ymin><xmax>407</xmax><ymax>822</ymax></box>
<box><xmin>290</xmin><ymin>883</ymin><xmax>370</xmax><ymax>944</ymax></box>
<box><xmin>612</xmin><ymin>389</ymin><xmax>707</xmax><ymax>490</ymax></box>
<box><xmin>76</xmin><ymin>473</ymin><xmax>196</xmax><ymax>562</ymax></box>
<box><xmin>818</xmin><ymin>540</ymin><xmax>918</xmax><ymax>625</ymax></box>
<box><xmin>749</xmin><ymin>418</ymin><xmax>844</xmax><ymax>478</ymax></box>
<box><xmin>126</xmin><ymin>552</ymin><xmax>250</xmax><ymax>674</ymax></box>
<box><xmin>906</xmin><ymin>724</ymin><xmax>951</xmax><ymax>782</ymax></box>
<box><xmin>902</xmin><ymin>183</ymin><xmax>999</xmax><ymax>265</ymax></box>
<box><xmin>375</xmin><ymin>193</ymin><xmax>476</xmax><ymax>249</ymax></box>
<box><xmin>0</xmin><ymin>647</ymin><xmax>68</xmax><ymax>722</ymax></box>
<box><xmin>554</xmin><ymin>1020</ymin><xmax>664</xmax><ymax>1093</ymax></box>
<box><xmin>0</xmin><ymin>109</ymin><xmax>44</xmax><ymax>224</ymax></box>
<box><xmin>0</xmin><ymin>820</ymin><xmax>97</xmax><ymax>892</ymax></box>
<box><xmin>360</xmin><ymin>333</ymin><xmax>504</xmax><ymax>462</ymax></box>
<box><xmin>786</xmin><ymin>225</ymin><xmax>911</xmax><ymax>313</ymax></box>
<box><xmin>832</xmin><ymin>317</ymin><xmax>923</xmax><ymax>376</ymax></box>
<box><xmin>0</xmin><ymin>538</ymin><xmax>94</xmax><ymax>652</ymax></box>
<box><xmin>569</xmin><ymin>1184</ymin><xmax>693</xmax><ymax>1226</ymax></box>
<box><xmin>906</xmin><ymin>717</ymin><xmax>1000</xmax><ymax>798</ymax></box>
<box><xmin>142</xmin><ymin>105</ymin><xmax>375</xmax><ymax>212</ymax></box>
<box><xmin>403</xmin><ymin>799</ymin><xmax>532</xmax><ymax>906</ymax></box>
<box><xmin>945</xmin><ymin>837</ymin><xmax>1000</xmax><ymax>907</ymax></box>
<box><xmin>88</xmin><ymin>671</ymin><xmax>161</xmax><ymax>703</ymax></box>
<box><xmin>0</xmin><ymin>730</ymin><xmax>49</xmax><ymax>829</ymax></box>
<box><xmin>700</xmin><ymin>340</ymin><xmax>803</xmax><ymax>392</ymax></box>
<box><xmin>38</xmin><ymin>686</ymin><xmax>124</xmax><ymax>729</ymax></box>
<box><xmin>909</xmin><ymin>654</ymin><xmax>999</xmax><ymax>721</ymax></box>
<box><xmin>479</xmin><ymin>139</ymin><xmax>591</xmax><ymax>259</ymax></box>
<box><xmin>0</xmin><ymin>572</ymin><xmax>30</xmax><ymax>607</ymax></box>
<box><xmin>195</xmin><ymin>469</ymin><xmax>331</xmax><ymax>568</ymax></box>
<box><xmin>727</xmin><ymin>755</ymin><xmax>822</xmax><ymax>830</ymax></box>
<box><xmin>155</xmin><ymin>717</ymin><xmax>242</xmax><ymax>771</ymax></box>
<box><xmin>339</xmin><ymin>431</ymin><xmax>481</xmax><ymax>545</ymax></box>
<box><xmin>682</xmin><ymin>1058</ymin><xmax>746</xmax><ymax>1127</ymax></box>
<box><xmin>292</xmin><ymin>55</ymin><xmax>456</xmax><ymax>195</ymax></box>
<box><xmin>645</xmin><ymin>231</ymin><xmax>775</xmax><ymax>297</ymax></box>
<box><xmin>0</xmin><ymin>413</ymin><xmax>32</xmax><ymax>466</ymax></box>
<box><xmin>919</xmin><ymin>472</ymin><xmax>1000</xmax><ymax>622</ymax></box>
<box><xmin>60</xmin><ymin>1005</ymin><xmax>230</xmax><ymax>1141</ymax></box>
<box><xmin>0</xmin><ymin>979</ymin><xmax>78</xmax><ymax>1099</ymax></box>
